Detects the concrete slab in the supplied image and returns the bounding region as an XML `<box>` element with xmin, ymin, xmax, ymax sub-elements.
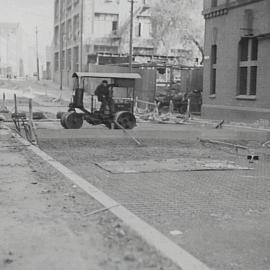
<box><xmin>96</xmin><ymin>158</ymin><xmax>249</xmax><ymax>174</ymax></box>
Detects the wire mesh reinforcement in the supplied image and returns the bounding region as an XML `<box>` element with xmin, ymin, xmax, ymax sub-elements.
<box><xmin>200</xmin><ymin>139</ymin><xmax>270</xmax><ymax>180</ymax></box>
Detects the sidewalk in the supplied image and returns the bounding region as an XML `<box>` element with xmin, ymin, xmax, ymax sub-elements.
<box><xmin>0</xmin><ymin>126</ymin><xmax>180</xmax><ymax>270</ymax></box>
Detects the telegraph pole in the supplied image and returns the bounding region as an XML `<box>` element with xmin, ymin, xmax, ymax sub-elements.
<box><xmin>80</xmin><ymin>0</ymin><xmax>84</xmax><ymax>72</ymax></box>
<box><xmin>59</xmin><ymin>2</ymin><xmax>63</xmax><ymax>90</ymax></box>
<box><xmin>35</xmin><ymin>26</ymin><xmax>40</xmax><ymax>80</ymax></box>
<box><xmin>129</xmin><ymin>0</ymin><xmax>134</xmax><ymax>72</ymax></box>
<box><xmin>6</xmin><ymin>33</ymin><xmax>9</xmax><ymax>77</ymax></box>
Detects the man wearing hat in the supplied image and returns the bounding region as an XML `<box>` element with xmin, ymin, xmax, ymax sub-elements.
<box><xmin>95</xmin><ymin>80</ymin><xmax>109</xmax><ymax>102</ymax></box>
<box><xmin>95</xmin><ymin>80</ymin><xmax>113</xmax><ymax>114</ymax></box>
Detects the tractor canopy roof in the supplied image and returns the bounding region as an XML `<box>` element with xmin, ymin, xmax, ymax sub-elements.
<box><xmin>72</xmin><ymin>72</ymin><xmax>141</xmax><ymax>80</ymax></box>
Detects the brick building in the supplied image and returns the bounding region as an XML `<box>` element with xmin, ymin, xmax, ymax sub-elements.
<box><xmin>202</xmin><ymin>0</ymin><xmax>270</xmax><ymax>122</ymax></box>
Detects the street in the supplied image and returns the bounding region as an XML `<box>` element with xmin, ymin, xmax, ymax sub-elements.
<box><xmin>36</xmin><ymin>123</ymin><xmax>270</xmax><ymax>270</ymax></box>
<box><xmin>1</xmin><ymin>79</ymin><xmax>270</xmax><ymax>270</ymax></box>
<box><xmin>1</xmin><ymin>1</ymin><xmax>270</xmax><ymax>269</ymax></box>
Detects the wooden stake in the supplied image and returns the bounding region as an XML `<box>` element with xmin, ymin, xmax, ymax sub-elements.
<box><xmin>28</xmin><ymin>98</ymin><xmax>37</xmax><ymax>144</ymax></box>
<box><xmin>14</xmin><ymin>94</ymin><xmax>18</xmax><ymax>115</ymax></box>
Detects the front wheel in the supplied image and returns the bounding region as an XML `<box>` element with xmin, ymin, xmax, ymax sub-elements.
<box><xmin>114</xmin><ymin>111</ymin><xmax>136</xmax><ymax>130</ymax></box>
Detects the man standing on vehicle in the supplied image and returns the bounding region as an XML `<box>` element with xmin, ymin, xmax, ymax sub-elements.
<box><xmin>94</xmin><ymin>80</ymin><xmax>113</xmax><ymax>114</ymax></box>
<box><xmin>95</xmin><ymin>80</ymin><xmax>109</xmax><ymax>102</ymax></box>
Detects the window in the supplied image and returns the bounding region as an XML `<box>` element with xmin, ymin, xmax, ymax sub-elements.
<box><xmin>251</xmin><ymin>38</ymin><xmax>258</xmax><ymax>60</ymax></box>
<box><xmin>54</xmin><ymin>52</ymin><xmax>59</xmax><ymax>71</ymax></box>
<box><xmin>250</xmin><ymin>66</ymin><xmax>257</xmax><ymax>95</ymax></box>
<box><xmin>239</xmin><ymin>67</ymin><xmax>248</xmax><ymax>95</ymax></box>
<box><xmin>238</xmin><ymin>37</ymin><xmax>258</xmax><ymax>96</ymax></box>
<box><xmin>66</xmin><ymin>48</ymin><xmax>72</xmax><ymax>70</ymax></box>
<box><xmin>60</xmin><ymin>0</ymin><xmax>65</xmax><ymax>19</ymax></box>
<box><xmin>243</xmin><ymin>9</ymin><xmax>253</xmax><ymax>36</ymax></box>
<box><xmin>60</xmin><ymin>22</ymin><xmax>65</xmax><ymax>45</ymax></box>
<box><xmin>61</xmin><ymin>50</ymin><xmax>65</xmax><ymax>70</ymax></box>
<box><xmin>94</xmin><ymin>13</ymin><xmax>119</xmax><ymax>37</ymax></box>
<box><xmin>54</xmin><ymin>26</ymin><xmax>59</xmax><ymax>46</ymax></box>
<box><xmin>112</xmin><ymin>21</ymin><xmax>118</xmax><ymax>32</ymax></box>
<box><xmin>136</xmin><ymin>23</ymin><xmax>142</xmax><ymax>37</ymax></box>
<box><xmin>73</xmin><ymin>15</ymin><xmax>80</xmax><ymax>41</ymax></box>
<box><xmin>74</xmin><ymin>0</ymin><xmax>80</xmax><ymax>7</ymax></box>
<box><xmin>55</xmin><ymin>0</ymin><xmax>60</xmax><ymax>21</ymax></box>
<box><xmin>210</xmin><ymin>44</ymin><xmax>217</xmax><ymax>95</ymax></box>
<box><xmin>73</xmin><ymin>46</ymin><xmax>79</xmax><ymax>72</ymax></box>
<box><xmin>240</xmin><ymin>38</ymin><xmax>248</xmax><ymax>61</ymax></box>
<box><xmin>211</xmin><ymin>0</ymin><xmax>218</xmax><ymax>8</ymax></box>
<box><xmin>133</xmin><ymin>47</ymin><xmax>154</xmax><ymax>55</ymax></box>
<box><xmin>94</xmin><ymin>45</ymin><xmax>118</xmax><ymax>54</ymax></box>
<box><xmin>67</xmin><ymin>19</ymin><xmax>72</xmax><ymax>41</ymax></box>
<box><xmin>67</xmin><ymin>4</ymin><xmax>72</xmax><ymax>17</ymax></box>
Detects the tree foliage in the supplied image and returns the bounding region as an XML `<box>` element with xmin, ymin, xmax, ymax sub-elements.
<box><xmin>150</xmin><ymin>0</ymin><xmax>204</xmax><ymax>64</ymax></box>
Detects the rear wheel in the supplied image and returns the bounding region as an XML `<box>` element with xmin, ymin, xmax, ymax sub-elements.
<box><xmin>57</xmin><ymin>111</ymin><xmax>65</xmax><ymax>119</ymax></box>
<box><xmin>62</xmin><ymin>111</ymin><xmax>83</xmax><ymax>129</ymax></box>
<box><xmin>114</xmin><ymin>111</ymin><xmax>136</xmax><ymax>130</ymax></box>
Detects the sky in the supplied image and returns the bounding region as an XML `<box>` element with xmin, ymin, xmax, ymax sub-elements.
<box><xmin>0</xmin><ymin>0</ymin><xmax>53</xmax><ymax>70</ymax></box>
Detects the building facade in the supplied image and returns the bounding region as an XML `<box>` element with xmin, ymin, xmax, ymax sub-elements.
<box><xmin>202</xmin><ymin>0</ymin><xmax>270</xmax><ymax>122</ymax></box>
<box><xmin>53</xmin><ymin>0</ymin><xmax>157</xmax><ymax>87</ymax></box>
<box><xmin>0</xmin><ymin>23</ymin><xmax>23</xmax><ymax>77</ymax></box>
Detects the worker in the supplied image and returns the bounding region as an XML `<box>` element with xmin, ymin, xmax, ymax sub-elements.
<box><xmin>95</xmin><ymin>80</ymin><xmax>109</xmax><ymax>102</ymax></box>
<box><xmin>94</xmin><ymin>80</ymin><xmax>113</xmax><ymax>114</ymax></box>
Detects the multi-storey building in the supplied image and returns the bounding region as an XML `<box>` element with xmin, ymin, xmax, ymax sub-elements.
<box><xmin>0</xmin><ymin>23</ymin><xmax>23</xmax><ymax>77</ymax></box>
<box><xmin>53</xmin><ymin>0</ymin><xmax>155</xmax><ymax>87</ymax></box>
<box><xmin>202</xmin><ymin>0</ymin><xmax>270</xmax><ymax>122</ymax></box>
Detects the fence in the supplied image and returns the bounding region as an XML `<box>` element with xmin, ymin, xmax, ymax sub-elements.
<box><xmin>133</xmin><ymin>97</ymin><xmax>191</xmax><ymax>123</ymax></box>
<box><xmin>1</xmin><ymin>92</ymin><xmax>38</xmax><ymax>145</ymax></box>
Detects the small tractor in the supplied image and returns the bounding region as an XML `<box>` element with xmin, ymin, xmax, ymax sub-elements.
<box><xmin>60</xmin><ymin>72</ymin><xmax>141</xmax><ymax>130</ymax></box>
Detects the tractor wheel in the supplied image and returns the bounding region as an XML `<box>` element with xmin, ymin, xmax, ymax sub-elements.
<box><xmin>63</xmin><ymin>111</ymin><xmax>83</xmax><ymax>129</ymax></box>
<box><xmin>114</xmin><ymin>111</ymin><xmax>136</xmax><ymax>130</ymax></box>
<box><xmin>57</xmin><ymin>111</ymin><xmax>65</xmax><ymax>119</ymax></box>
<box><xmin>60</xmin><ymin>112</ymin><xmax>68</xmax><ymax>129</ymax></box>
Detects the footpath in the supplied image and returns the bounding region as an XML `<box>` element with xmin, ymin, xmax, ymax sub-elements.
<box><xmin>0</xmin><ymin>125</ymin><xmax>180</xmax><ymax>270</ymax></box>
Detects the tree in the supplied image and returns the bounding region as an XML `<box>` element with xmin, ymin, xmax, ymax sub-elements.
<box><xmin>150</xmin><ymin>0</ymin><xmax>204</xmax><ymax>64</ymax></box>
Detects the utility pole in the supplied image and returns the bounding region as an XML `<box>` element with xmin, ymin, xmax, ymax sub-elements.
<box><xmin>59</xmin><ymin>2</ymin><xmax>63</xmax><ymax>90</ymax></box>
<box><xmin>129</xmin><ymin>0</ymin><xmax>134</xmax><ymax>72</ymax></box>
<box><xmin>35</xmin><ymin>26</ymin><xmax>40</xmax><ymax>80</ymax></box>
<box><xmin>79</xmin><ymin>0</ymin><xmax>84</xmax><ymax>72</ymax></box>
<box><xmin>6</xmin><ymin>33</ymin><xmax>9</xmax><ymax>77</ymax></box>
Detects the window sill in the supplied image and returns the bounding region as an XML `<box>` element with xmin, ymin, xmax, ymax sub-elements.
<box><xmin>236</xmin><ymin>95</ymin><xmax>256</xmax><ymax>100</ymax></box>
<box><xmin>209</xmin><ymin>94</ymin><xmax>216</xmax><ymax>99</ymax></box>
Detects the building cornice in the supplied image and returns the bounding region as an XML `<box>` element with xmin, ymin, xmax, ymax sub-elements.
<box><xmin>203</xmin><ymin>0</ymin><xmax>265</xmax><ymax>20</ymax></box>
